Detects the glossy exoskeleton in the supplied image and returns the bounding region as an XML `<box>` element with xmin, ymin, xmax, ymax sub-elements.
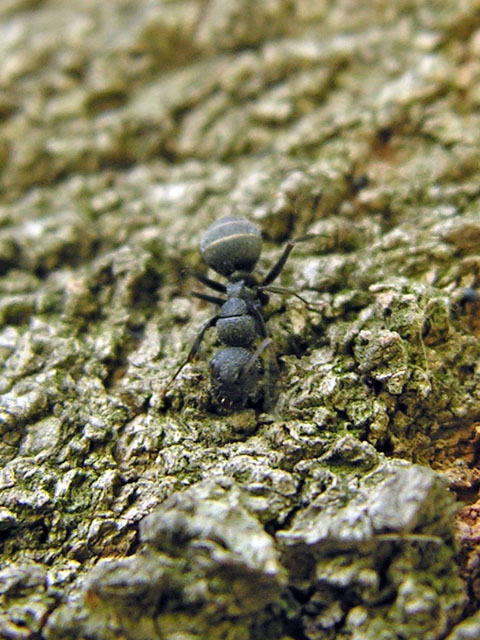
<box><xmin>163</xmin><ymin>216</ymin><xmax>309</xmax><ymax>411</ymax></box>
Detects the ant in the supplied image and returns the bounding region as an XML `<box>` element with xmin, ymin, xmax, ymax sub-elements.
<box><xmin>162</xmin><ymin>216</ymin><xmax>314</xmax><ymax>412</ymax></box>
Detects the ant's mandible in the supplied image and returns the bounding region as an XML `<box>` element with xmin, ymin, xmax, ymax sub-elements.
<box><xmin>162</xmin><ymin>216</ymin><xmax>312</xmax><ymax>412</ymax></box>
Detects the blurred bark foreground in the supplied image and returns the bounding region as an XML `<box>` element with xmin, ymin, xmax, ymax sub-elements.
<box><xmin>1</xmin><ymin>1</ymin><xmax>480</xmax><ymax>639</ymax></box>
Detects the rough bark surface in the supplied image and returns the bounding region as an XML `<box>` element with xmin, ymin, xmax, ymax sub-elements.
<box><xmin>1</xmin><ymin>1</ymin><xmax>480</xmax><ymax>639</ymax></box>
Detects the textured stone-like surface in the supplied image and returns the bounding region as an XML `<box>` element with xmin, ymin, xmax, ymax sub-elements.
<box><xmin>1</xmin><ymin>0</ymin><xmax>480</xmax><ymax>638</ymax></box>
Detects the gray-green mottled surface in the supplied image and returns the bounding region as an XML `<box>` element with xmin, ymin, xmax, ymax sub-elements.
<box><xmin>1</xmin><ymin>0</ymin><xmax>480</xmax><ymax>638</ymax></box>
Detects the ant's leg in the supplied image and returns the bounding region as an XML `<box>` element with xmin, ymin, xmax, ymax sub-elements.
<box><xmin>193</xmin><ymin>271</ymin><xmax>226</xmax><ymax>294</ymax></box>
<box><xmin>261</xmin><ymin>242</ymin><xmax>295</xmax><ymax>286</ymax></box>
<box><xmin>160</xmin><ymin>314</ymin><xmax>219</xmax><ymax>396</ymax></box>
<box><xmin>262</xmin><ymin>284</ymin><xmax>322</xmax><ymax>312</ymax></box>
<box><xmin>192</xmin><ymin>291</ymin><xmax>226</xmax><ymax>306</ymax></box>
<box><xmin>261</xmin><ymin>234</ymin><xmax>314</xmax><ymax>286</ymax></box>
<box><xmin>250</xmin><ymin>305</ymin><xmax>268</xmax><ymax>338</ymax></box>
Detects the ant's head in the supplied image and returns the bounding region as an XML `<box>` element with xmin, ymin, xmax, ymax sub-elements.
<box><xmin>200</xmin><ymin>217</ymin><xmax>262</xmax><ymax>278</ymax></box>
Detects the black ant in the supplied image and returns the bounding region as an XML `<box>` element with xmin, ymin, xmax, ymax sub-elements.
<box><xmin>162</xmin><ymin>216</ymin><xmax>314</xmax><ymax>411</ymax></box>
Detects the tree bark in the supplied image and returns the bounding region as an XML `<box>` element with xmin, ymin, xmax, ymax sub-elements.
<box><xmin>1</xmin><ymin>1</ymin><xmax>480</xmax><ymax>638</ymax></box>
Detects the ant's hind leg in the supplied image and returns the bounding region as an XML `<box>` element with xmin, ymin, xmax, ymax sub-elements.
<box><xmin>261</xmin><ymin>241</ymin><xmax>295</xmax><ymax>286</ymax></box>
<box><xmin>261</xmin><ymin>234</ymin><xmax>313</xmax><ymax>286</ymax></box>
<box><xmin>191</xmin><ymin>291</ymin><xmax>226</xmax><ymax>306</ymax></box>
<box><xmin>193</xmin><ymin>271</ymin><xmax>226</xmax><ymax>294</ymax></box>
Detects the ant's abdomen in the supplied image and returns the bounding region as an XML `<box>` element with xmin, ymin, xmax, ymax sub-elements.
<box><xmin>200</xmin><ymin>217</ymin><xmax>262</xmax><ymax>277</ymax></box>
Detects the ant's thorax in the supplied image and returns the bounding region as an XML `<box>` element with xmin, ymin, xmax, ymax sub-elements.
<box><xmin>226</xmin><ymin>279</ymin><xmax>253</xmax><ymax>297</ymax></box>
<box><xmin>226</xmin><ymin>275</ymin><xmax>269</xmax><ymax>307</ymax></box>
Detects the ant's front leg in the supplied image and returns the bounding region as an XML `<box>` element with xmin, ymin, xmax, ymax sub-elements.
<box><xmin>160</xmin><ymin>314</ymin><xmax>219</xmax><ymax>397</ymax></box>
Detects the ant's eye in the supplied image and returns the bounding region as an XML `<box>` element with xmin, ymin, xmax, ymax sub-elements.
<box><xmin>200</xmin><ymin>217</ymin><xmax>262</xmax><ymax>277</ymax></box>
